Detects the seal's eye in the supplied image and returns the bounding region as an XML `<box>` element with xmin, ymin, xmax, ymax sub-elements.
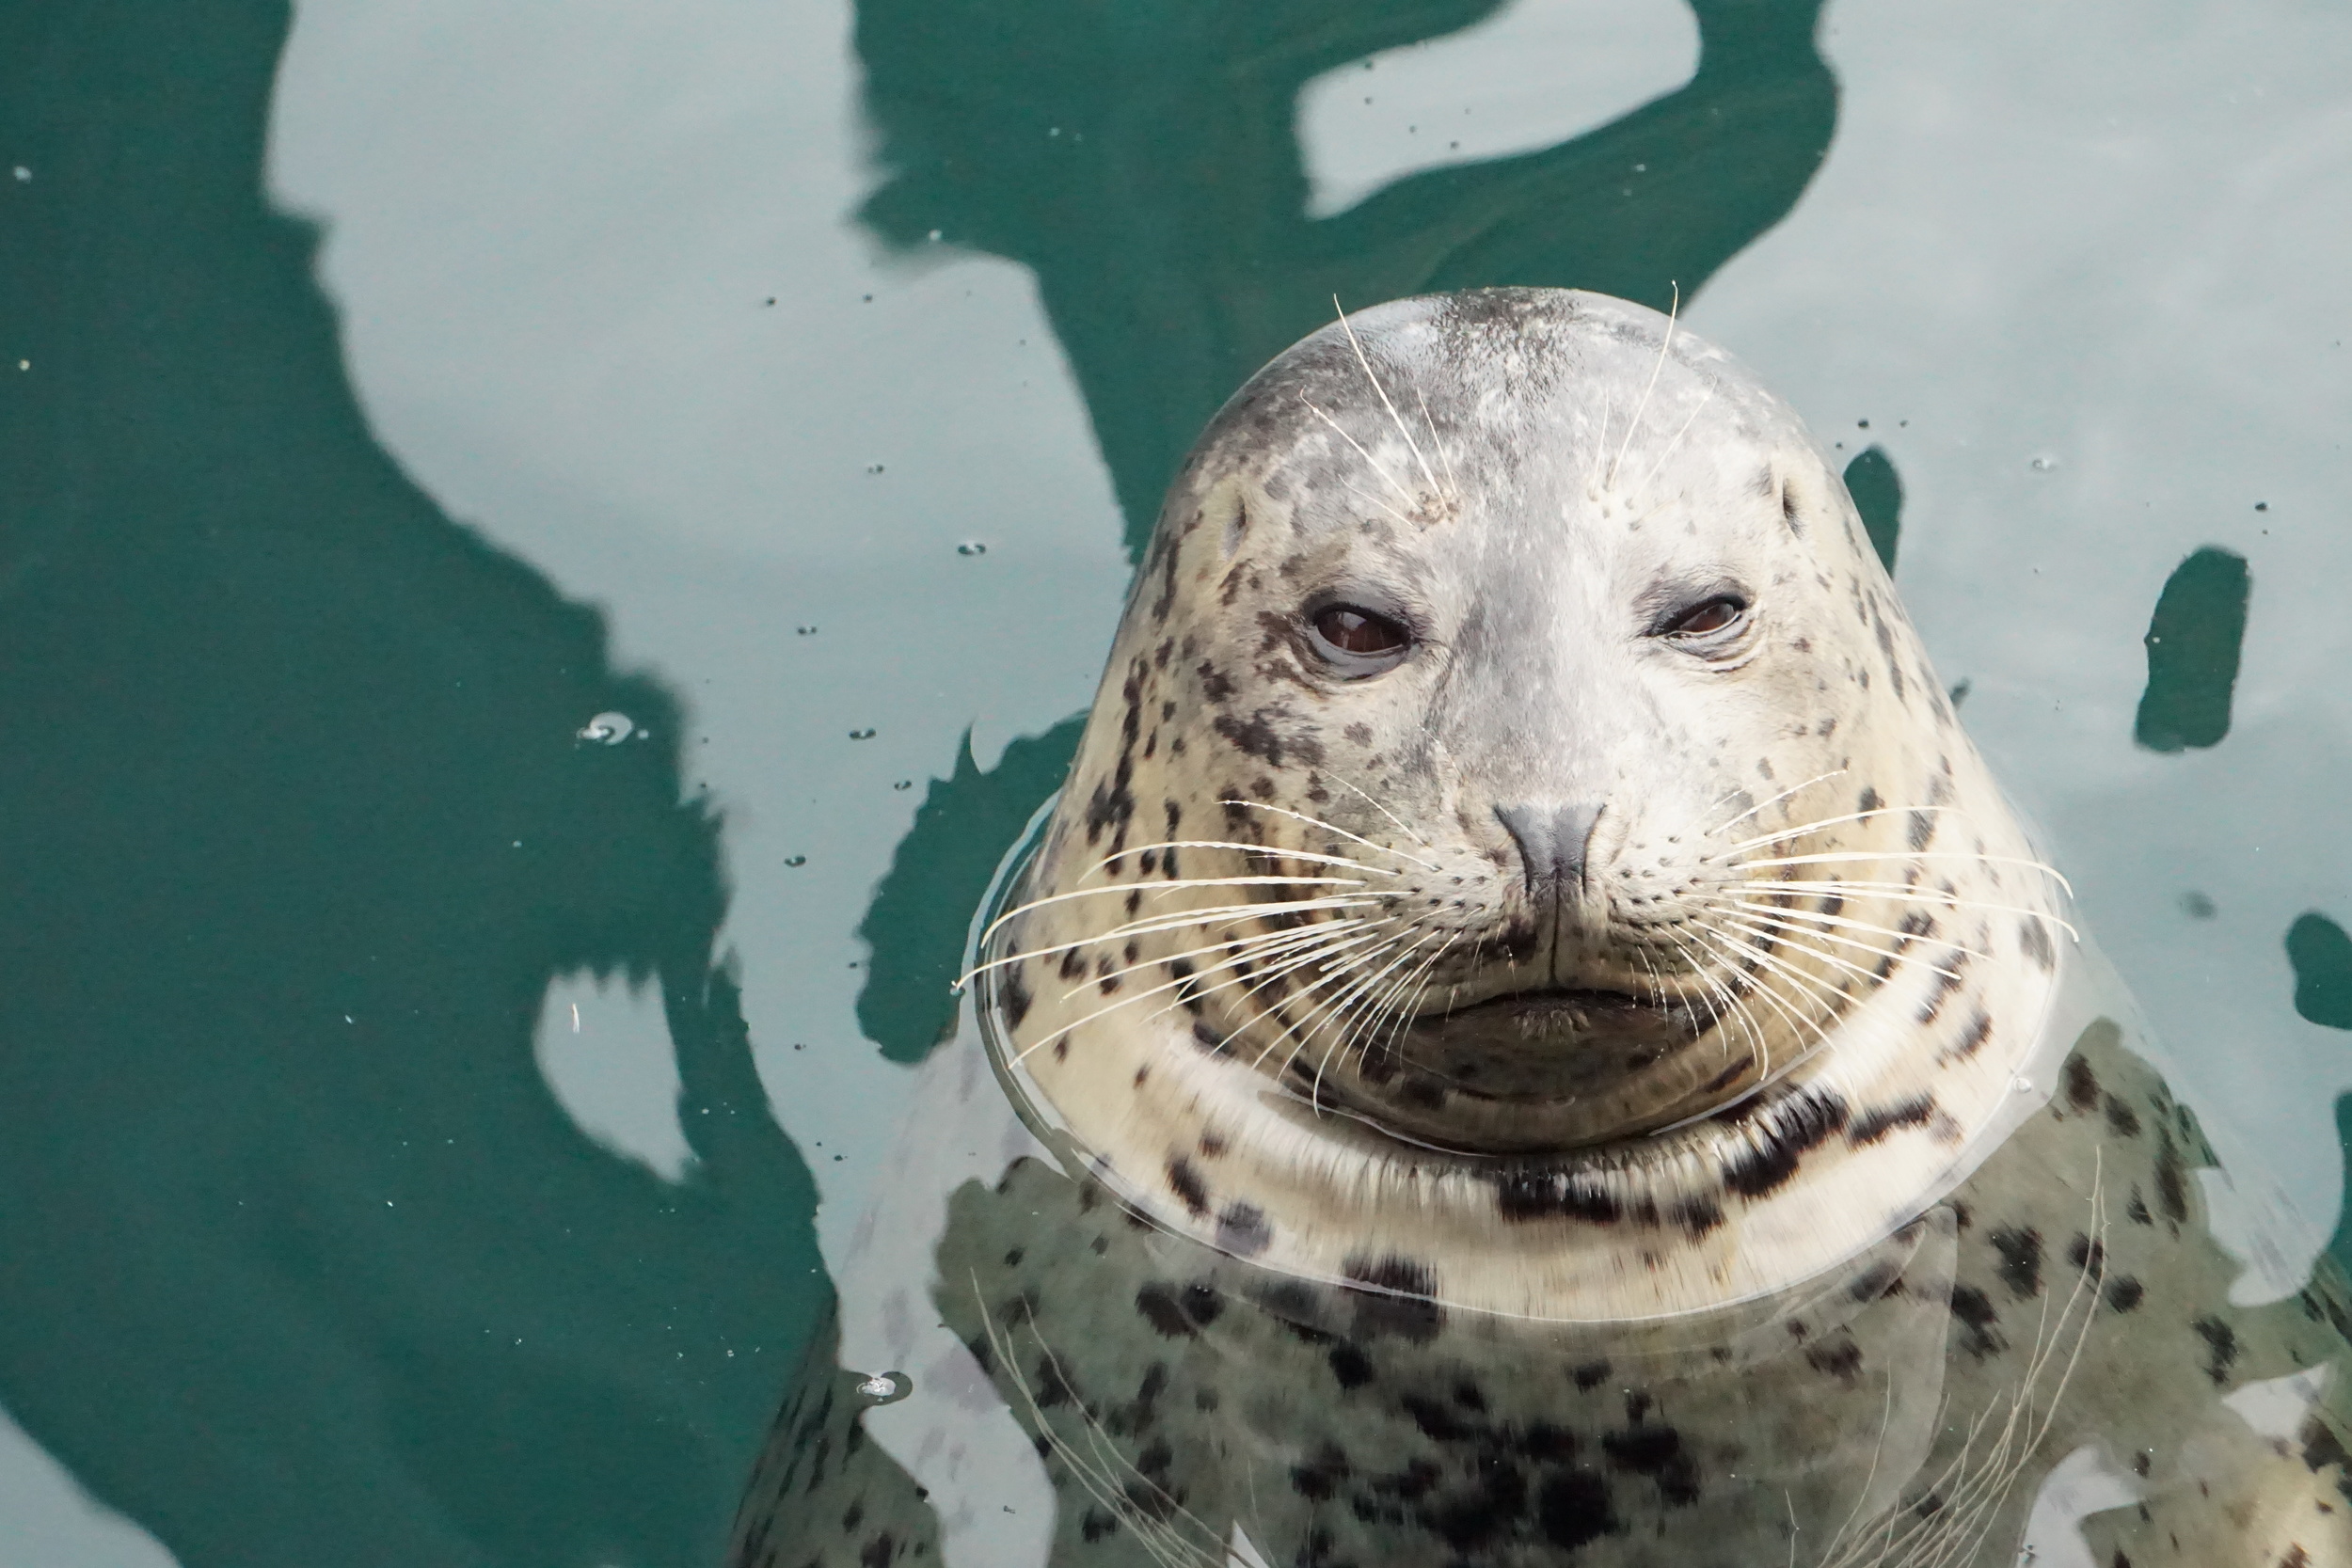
<box><xmin>1660</xmin><ymin>595</ymin><xmax>1746</xmax><ymax>640</ymax></box>
<box><xmin>1306</xmin><ymin>604</ymin><xmax>1413</xmax><ymax>672</ymax></box>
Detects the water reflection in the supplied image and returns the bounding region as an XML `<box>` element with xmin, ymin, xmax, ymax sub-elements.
<box><xmin>855</xmin><ymin>0</ymin><xmax>1836</xmax><ymax>560</ymax></box>
<box><xmin>0</xmin><ymin>7</ymin><xmax>821</xmax><ymax>1564</ymax></box>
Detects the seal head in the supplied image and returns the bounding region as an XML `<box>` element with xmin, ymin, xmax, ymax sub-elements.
<box><xmin>977</xmin><ymin>288</ymin><xmax>2068</xmax><ymax>1320</ymax></box>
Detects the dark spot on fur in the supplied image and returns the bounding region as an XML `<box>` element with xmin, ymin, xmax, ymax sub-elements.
<box><xmin>1572</xmin><ymin>1360</ymin><xmax>1612</xmax><ymax>1391</ymax></box>
<box><xmin>1196</xmin><ymin>661</ymin><xmax>1233</xmax><ymax>703</ymax></box>
<box><xmin>1602</xmin><ymin>1423</ymin><xmax>1700</xmax><ymax>1505</ymax></box>
<box><xmin>858</xmin><ymin>1532</ymin><xmax>898</xmax><ymax>1568</ymax></box>
<box><xmin>1492</xmin><ymin>1171</ymin><xmax>1622</xmax><ymax>1223</ymax></box>
<box><xmin>1166</xmin><ymin>1156</ymin><xmax>1209</xmax><ymax>1216</ymax></box>
<box><xmin>1002</xmin><ymin>966</ymin><xmax>1033</xmax><ymax>1028</ymax></box>
<box><xmin>1804</xmin><ymin>1334</ymin><xmax>1865</xmax><ymax>1382</ymax></box>
<box><xmin>1722</xmin><ymin>1088</ymin><xmax>1851</xmax><ymax>1197</ymax></box>
<box><xmin>2106</xmin><ymin>1094</ymin><xmax>2142</xmax><ymax>1137</ymax></box>
<box><xmin>1134</xmin><ymin>1283</ymin><xmax>1196</xmax><ymax>1339</ymax></box>
<box><xmin>1399</xmin><ymin>1391</ymin><xmax>1475</xmax><ymax>1442</ymax></box>
<box><xmin>2126</xmin><ymin>1187</ymin><xmax>2153</xmax><ymax>1225</ymax></box>
<box><xmin>1537</xmin><ymin>1468</ymin><xmax>1619</xmax><ymax>1551</ymax></box>
<box><xmin>2300</xmin><ymin>1414</ymin><xmax>2350</xmax><ymax>1475</ymax></box>
<box><xmin>2021</xmin><ymin>914</ymin><xmax>2056</xmax><ymax>970</ymax></box>
<box><xmin>1216</xmin><ymin>1200</ymin><xmax>1270</xmax><ymax>1258</ymax></box>
<box><xmin>2063</xmin><ymin>1053</ymin><xmax>2100</xmax><ymax>1113</ymax></box>
<box><xmin>1211</xmin><ymin>707</ymin><xmax>1322</xmax><ymax>768</ymax></box>
<box><xmin>1190</xmin><ymin>1020</ymin><xmax>1229</xmax><ymax>1054</ymax></box>
<box><xmin>2193</xmin><ymin>1315</ymin><xmax>2239</xmax><ymax>1385</ymax></box>
<box><xmin>1950</xmin><ymin>1284</ymin><xmax>2002</xmax><ymax>1356</ymax></box>
<box><xmin>1850</xmin><ymin>1260</ymin><xmax>1904</xmax><ymax>1303</ymax></box>
<box><xmin>1858</xmin><ymin>785</ymin><xmax>1883</xmax><ymax>815</ymax></box>
<box><xmin>1906</xmin><ymin>809</ymin><xmax>1936</xmax><ymax>850</ymax></box>
<box><xmin>1948</xmin><ymin>1007</ymin><xmax>1994</xmax><ymax>1062</ymax></box>
<box><xmin>1849</xmin><ymin>1093</ymin><xmax>1938</xmax><ymax>1146</ymax></box>
<box><xmin>1327</xmin><ymin>1343</ymin><xmax>1374</xmax><ymax>1388</ymax></box>
<box><xmin>2066</xmin><ymin>1232</ymin><xmax>2106</xmax><ymax>1283</ymax></box>
<box><xmin>1990</xmin><ymin>1226</ymin><xmax>2043</xmax><ymax>1297</ymax></box>
<box><xmin>2106</xmin><ymin>1276</ymin><xmax>2145</xmax><ymax>1313</ymax></box>
<box><xmin>2155</xmin><ymin>1131</ymin><xmax>2192</xmax><ymax>1227</ymax></box>
<box><xmin>1291</xmin><ymin>1442</ymin><xmax>1350</xmax><ymax>1501</ymax></box>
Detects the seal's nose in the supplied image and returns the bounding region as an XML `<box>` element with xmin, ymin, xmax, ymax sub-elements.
<box><xmin>1495</xmin><ymin>801</ymin><xmax>1605</xmax><ymax>900</ymax></box>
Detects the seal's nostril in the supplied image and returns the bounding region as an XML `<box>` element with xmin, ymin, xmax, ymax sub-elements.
<box><xmin>1495</xmin><ymin>801</ymin><xmax>1605</xmax><ymax>897</ymax></box>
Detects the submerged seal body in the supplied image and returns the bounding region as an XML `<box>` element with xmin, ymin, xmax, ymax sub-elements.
<box><xmin>734</xmin><ymin>291</ymin><xmax>2352</xmax><ymax>1568</ymax></box>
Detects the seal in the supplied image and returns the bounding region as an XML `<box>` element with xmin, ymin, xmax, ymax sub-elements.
<box><xmin>732</xmin><ymin>290</ymin><xmax>2352</xmax><ymax>1568</ymax></box>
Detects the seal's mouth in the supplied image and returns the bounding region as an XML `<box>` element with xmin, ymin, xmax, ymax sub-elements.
<box><xmin>1420</xmin><ymin>986</ymin><xmax>1663</xmax><ymax>1036</ymax></box>
<box><xmin>1380</xmin><ymin>984</ymin><xmax>1708</xmax><ymax>1101</ymax></box>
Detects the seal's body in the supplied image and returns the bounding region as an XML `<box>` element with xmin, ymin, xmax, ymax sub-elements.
<box><xmin>732</xmin><ymin>291</ymin><xmax>2352</xmax><ymax>1568</ymax></box>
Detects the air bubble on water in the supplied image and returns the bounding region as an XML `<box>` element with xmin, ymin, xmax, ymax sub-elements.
<box><xmin>785</xmin><ymin>855</ymin><xmax>807</xmax><ymax>867</ymax></box>
<box><xmin>850</xmin><ymin>727</ymin><xmax>878</xmax><ymax>740</ymax></box>
<box><xmin>2028</xmin><ymin>455</ymin><xmax>2058</xmax><ymax>472</ymax></box>
<box><xmin>855</xmin><ymin>1370</ymin><xmax>912</xmax><ymax>1404</ymax></box>
<box><xmin>796</xmin><ymin>626</ymin><xmax>818</xmax><ymax>635</ymax></box>
<box><xmin>10</xmin><ymin>166</ymin><xmax>27</xmax><ymax>182</ymax></box>
<box><xmin>2011</xmin><ymin>1075</ymin><xmax>2034</xmax><ymax>1094</ymax></box>
<box><xmin>957</xmin><ymin>541</ymin><xmax>988</xmax><ymax>556</ymax></box>
<box><xmin>578</xmin><ymin>711</ymin><xmax>634</xmax><ymax>744</ymax></box>
<box><xmin>894</xmin><ymin>780</ymin><xmax>914</xmax><ymax>790</ymax></box>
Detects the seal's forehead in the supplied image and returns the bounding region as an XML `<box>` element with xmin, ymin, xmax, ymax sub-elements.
<box><xmin>1194</xmin><ymin>288</ymin><xmax>1815</xmax><ymax>479</ymax></box>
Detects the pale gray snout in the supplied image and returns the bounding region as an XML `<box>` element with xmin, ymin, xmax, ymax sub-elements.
<box><xmin>1494</xmin><ymin>801</ymin><xmax>1605</xmax><ymax>900</ymax></box>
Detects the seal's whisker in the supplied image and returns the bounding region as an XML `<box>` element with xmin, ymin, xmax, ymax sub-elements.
<box><xmin>1719</xmin><ymin>898</ymin><xmax>1994</xmax><ymax>961</ymax></box>
<box><xmin>1625</xmin><ymin>382</ymin><xmax>1716</xmax><ymax>503</ymax></box>
<box><xmin>1716</xmin><ymin>804</ymin><xmax>1975</xmax><ymax>856</ymax></box>
<box><xmin>1412</xmin><ymin>383</ymin><xmax>1460</xmax><ymax>498</ymax></box>
<box><xmin>1714</xmin><ymin>909</ymin><xmax>1957</xmax><ymax>990</ymax></box>
<box><xmin>1718</xmin><ymin>880</ymin><xmax>2078</xmax><ymax>941</ymax></box>
<box><xmin>1239</xmin><ymin>916</ymin><xmax>1416</xmax><ymax>1073</ymax></box>
<box><xmin>1605</xmin><ymin>280</ymin><xmax>1678</xmax><ymax>491</ymax></box>
<box><xmin>1343</xmin><ymin>928</ymin><xmax>1451</xmax><ymax>1075</ymax></box>
<box><xmin>1687</xmin><ymin>921</ymin><xmax>1851</xmax><ymax>1043</ymax></box>
<box><xmin>1705</xmin><ymin>768</ymin><xmax>1851</xmax><ymax>839</ymax></box>
<box><xmin>1340</xmin><ymin>477</ymin><xmax>1417</xmax><ymax>530</ymax></box>
<box><xmin>1333</xmin><ymin>295</ymin><xmax>1445</xmax><ymax>502</ymax></box>
<box><xmin>1302</xmin><ymin>933</ymin><xmax>1439</xmax><ymax>1110</ymax></box>
<box><xmin>1056</xmin><ymin>918</ymin><xmax>1375</xmax><ymax>1005</ymax></box>
<box><xmin>1311</xmin><ymin>931</ymin><xmax>1446</xmax><ymax>1110</ymax></box>
<box><xmin>1325</xmin><ymin>770</ymin><xmax>1435</xmax><ymax>851</ymax></box>
<box><xmin>1300</xmin><ymin>394</ymin><xmax>1418</xmax><ymax>509</ymax></box>
<box><xmin>1714</xmin><ymin>904</ymin><xmax>1964</xmax><ymax>985</ymax></box>
<box><xmin>1248</xmin><ymin>931</ymin><xmax>1413</xmax><ymax>1083</ymax></box>
<box><xmin>1216</xmin><ymin>799</ymin><xmax>1442</xmax><ymax>870</ymax></box>
<box><xmin>1661</xmin><ymin>926</ymin><xmax>1771</xmax><ymax>1065</ymax></box>
<box><xmin>1732</xmin><ymin>849</ymin><xmax>2073</xmax><ymax>894</ymax></box>
<box><xmin>1014</xmin><ymin>923</ymin><xmax>1380</xmax><ymax>1069</ymax></box>
<box><xmin>977</xmin><ymin>874</ymin><xmax>1371</xmax><ymax>949</ymax></box>
<box><xmin>1085</xmin><ymin>840</ymin><xmax>1407</xmax><ymax>879</ymax></box>
<box><xmin>1137</xmin><ymin>922</ymin><xmax>1395</xmax><ymax>1037</ymax></box>
<box><xmin>963</xmin><ymin>895</ymin><xmax>1381</xmax><ymax>986</ymax></box>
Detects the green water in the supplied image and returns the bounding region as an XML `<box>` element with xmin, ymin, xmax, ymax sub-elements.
<box><xmin>2</xmin><ymin>0</ymin><xmax>2347</xmax><ymax>1564</ymax></box>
